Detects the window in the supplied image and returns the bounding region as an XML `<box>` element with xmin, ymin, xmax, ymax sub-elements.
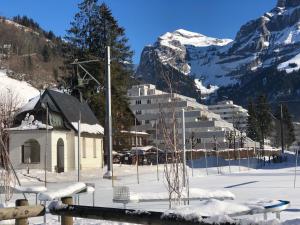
<box><xmin>135</xmin><ymin>100</ymin><xmax>141</xmax><ymax>105</ymax></box>
<box><xmin>145</xmin><ymin>120</ymin><xmax>150</xmax><ymax>124</ymax></box>
<box><xmin>147</xmin><ymin>99</ymin><xmax>151</xmax><ymax>104</ymax></box>
<box><xmin>22</xmin><ymin>139</ymin><xmax>40</xmax><ymax>164</ymax></box>
<box><xmin>136</xmin><ymin>110</ymin><xmax>142</xmax><ymax>115</ymax></box>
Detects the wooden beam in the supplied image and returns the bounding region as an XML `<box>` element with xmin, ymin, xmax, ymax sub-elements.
<box><xmin>0</xmin><ymin>205</ymin><xmax>45</xmax><ymax>221</ymax></box>
<box><xmin>49</xmin><ymin>204</ymin><xmax>236</xmax><ymax>225</ymax></box>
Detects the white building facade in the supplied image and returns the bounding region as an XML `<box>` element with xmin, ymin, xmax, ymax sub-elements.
<box><xmin>127</xmin><ymin>84</ymin><xmax>250</xmax><ymax>150</ymax></box>
<box><xmin>208</xmin><ymin>100</ymin><xmax>248</xmax><ymax>131</ymax></box>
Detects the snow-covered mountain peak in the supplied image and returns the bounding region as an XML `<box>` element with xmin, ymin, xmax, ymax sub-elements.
<box><xmin>159</xmin><ymin>29</ymin><xmax>232</xmax><ymax>48</ymax></box>
<box><xmin>277</xmin><ymin>0</ymin><xmax>300</xmax><ymax>8</ymax></box>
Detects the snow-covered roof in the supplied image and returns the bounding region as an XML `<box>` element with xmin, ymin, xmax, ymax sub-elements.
<box><xmin>131</xmin><ymin>146</ymin><xmax>157</xmax><ymax>151</ymax></box>
<box><xmin>71</xmin><ymin>122</ymin><xmax>104</xmax><ymax>135</ymax></box>
<box><xmin>17</xmin><ymin>95</ymin><xmax>40</xmax><ymax>115</ymax></box>
<box><xmin>120</xmin><ymin>130</ymin><xmax>149</xmax><ymax>135</ymax></box>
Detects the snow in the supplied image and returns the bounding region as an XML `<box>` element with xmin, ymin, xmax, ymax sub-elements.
<box><xmin>120</xmin><ymin>130</ymin><xmax>149</xmax><ymax>135</ymax></box>
<box><xmin>129</xmin><ymin>188</ymin><xmax>234</xmax><ymax>202</ymax></box>
<box><xmin>4</xmin><ymin>152</ymin><xmax>300</xmax><ymax>224</ymax></box>
<box><xmin>8</xmin><ymin>113</ymin><xmax>53</xmax><ymax>131</ymax></box>
<box><xmin>164</xmin><ymin>199</ymin><xmax>250</xmax><ymax>218</ymax></box>
<box><xmin>131</xmin><ymin>146</ymin><xmax>157</xmax><ymax>152</ymax></box>
<box><xmin>160</xmin><ymin>29</ymin><xmax>232</xmax><ymax>48</ymax></box>
<box><xmin>277</xmin><ymin>53</ymin><xmax>300</xmax><ymax>73</ymax></box>
<box><xmin>17</xmin><ymin>95</ymin><xmax>40</xmax><ymax>115</ymax></box>
<box><xmin>71</xmin><ymin>122</ymin><xmax>104</xmax><ymax>135</ymax></box>
<box><xmin>194</xmin><ymin>79</ymin><xmax>219</xmax><ymax>95</ymax></box>
<box><xmin>0</xmin><ymin>70</ymin><xmax>39</xmax><ymax>108</ymax></box>
<box><xmin>38</xmin><ymin>182</ymin><xmax>87</xmax><ymax>201</ymax></box>
<box><xmin>14</xmin><ymin>185</ymin><xmax>47</xmax><ymax>194</ymax></box>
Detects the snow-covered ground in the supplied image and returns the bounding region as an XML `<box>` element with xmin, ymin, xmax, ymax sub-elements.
<box><xmin>0</xmin><ymin>70</ymin><xmax>39</xmax><ymax>108</ymax></box>
<box><xmin>2</xmin><ymin>154</ymin><xmax>300</xmax><ymax>224</ymax></box>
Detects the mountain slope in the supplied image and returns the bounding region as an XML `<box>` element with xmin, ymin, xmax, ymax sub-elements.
<box><xmin>0</xmin><ymin>16</ymin><xmax>68</xmax><ymax>89</ymax></box>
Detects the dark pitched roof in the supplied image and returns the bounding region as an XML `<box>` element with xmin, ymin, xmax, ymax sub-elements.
<box><xmin>44</xmin><ymin>89</ymin><xmax>99</xmax><ymax>125</ymax></box>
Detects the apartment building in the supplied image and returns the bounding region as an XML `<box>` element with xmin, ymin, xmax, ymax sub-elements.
<box><xmin>208</xmin><ymin>100</ymin><xmax>248</xmax><ymax>131</ymax></box>
<box><xmin>127</xmin><ymin>84</ymin><xmax>249</xmax><ymax>150</ymax></box>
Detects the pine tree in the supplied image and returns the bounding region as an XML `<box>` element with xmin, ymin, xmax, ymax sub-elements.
<box><xmin>275</xmin><ymin>104</ymin><xmax>295</xmax><ymax>148</ymax></box>
<box><xmin>246</xmin><ymin>98</ymin><xmax>259</xmax><ymax>141</ymax></box>
<box><xmin>65</xmin><ymin>0</ymin><xmax>135</xmax><ymax>132</ymax></box>
<box><xmin>42</xmin><ymin>45</ymin><xmax>50</xmax><ymax>62</ymax></box>
<box><xmin>256</xmin><ymin>95</ymin><xmax>272</xmax><ymax>149</ymax></box>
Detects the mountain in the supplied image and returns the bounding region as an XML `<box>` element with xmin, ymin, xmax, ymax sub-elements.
<box><xmin>0</xmin><ymin>16</ymin><xmax>68</xmax><ymax>89</ymax></box>
<box><xmin>136</xmin><ymin>0</ymin><xmax>300</xmax><ymax>110</ymax></box>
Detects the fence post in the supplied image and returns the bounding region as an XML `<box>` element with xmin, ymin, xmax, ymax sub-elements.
<box><xmin>15</xmin><ymin>199</ymin><xmax>28</xmax><ymax>225</ymax></box>
<box><xmin>61</xmin><ymin>197</ymin><xmax>73</xmax><ymax>225</ymax></box>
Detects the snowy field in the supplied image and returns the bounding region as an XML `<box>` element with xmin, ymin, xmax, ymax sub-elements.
<box><xmin>2</xmin><ymin>154</ymin><xmax>300</xmax><ymax>225</ymax></box>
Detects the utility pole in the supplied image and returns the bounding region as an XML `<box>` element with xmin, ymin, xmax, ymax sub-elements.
<box><xmin>280</xmin><ymin>104</ymin><xmax>284</xmax><ymax>154</ymax></box>
<box><xmin>103</xmin><ymin>46</ymin><xmax>113</xmax><ymax>179</ymax></box>
<box><xmin>45</xmin><ymin>104</ymin><xmax>48</xmax><ymax>188</ymax></box>
<box><xmin>182</xmin><ymin>109</ymin><xmax>186</xmax><ymax>187</ymax></box>
<box><xmin>135</xmin><ymin>117</ymin><xmax>139</xmax><ymax>184</ymax></box>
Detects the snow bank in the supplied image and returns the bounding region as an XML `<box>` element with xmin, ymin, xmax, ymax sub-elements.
<box><xmin>130</xmin><ymin>188</ymin><xmax>234</xmax><ymax>202</ymax></box>
<box><xmin>0</xmin><ymin>70</ymin><xmax>39</xmax><ymax>108</ymax></box>
<box><xmin>72</xmin><ymin>122</ymin><xmax>104</xmax><ymax>135</ymax></box>
<box><xmin>38</xmin><ymin>182</ymin><xmax>86</xmax><ymax>201</ymax></box>
<box><xmin>164</xmin><ymin>199</ymin><xmax>249</xmax><ymax>218</ymax></box>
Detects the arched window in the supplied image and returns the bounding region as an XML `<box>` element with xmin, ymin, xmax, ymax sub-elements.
<box><xmin>21</xmin><ymin>139</ymin><xmax>40</xmax><ymax>164</ymax></box>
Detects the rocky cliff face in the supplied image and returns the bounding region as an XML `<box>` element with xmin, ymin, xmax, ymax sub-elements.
<box><xmin>137</xmin><ymin>0</ymin><xmax>300</xmax><ymax>97</ymax></box>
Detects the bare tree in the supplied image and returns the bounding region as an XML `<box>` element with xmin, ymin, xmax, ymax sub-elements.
<box><xmin>158</xmin><ymin>71</ymin><xmax>185</xmax><ymax>209</ymax></box>
<box><xmin>0</xmin><ymin>90</ymin><xmax>21</xmax><ymax>201</ymax></box>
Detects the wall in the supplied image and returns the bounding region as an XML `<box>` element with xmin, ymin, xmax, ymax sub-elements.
<box><xmin>74</xmin><ymin>135</ymin><xmax>103</xmax><ymax>170</ymax></box>
<box><xmin>9</xmin><ymin>129</ymin><xmax>52</xmax><ymax>171</ymax></box>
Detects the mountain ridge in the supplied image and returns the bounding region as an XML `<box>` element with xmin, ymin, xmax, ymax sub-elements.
<box><xmin>136</xmin><ymin>0</ymin><xmax>300</xmax><ymax>106</ymax></box>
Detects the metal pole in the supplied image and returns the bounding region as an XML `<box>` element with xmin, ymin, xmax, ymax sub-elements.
<box><xmin>45</xmin><ymin>105</ymin><xmax>48</xmax><ymax>187</ymax></box>
<box><xmin>78</xmin><ymin>112</ymin><xmax>81</xmax><ymax>182</ymax></box>
<box><xmin>190</xmin><ymin>140</ymin><xmax>194</xmax><ymax>177</ymax></box>
<box><xmin>294</xmin><ymin>149</ymin><xmax>299</xmax><ymax>188</ymax></box>
<box><xmin>238</xmin><ymin>148</ymin><xmax>241</xmax><ymax>172</ymax></box>
<box><xmin>182</xmin><ymin>109</ymin><xmax>186</xmax><ymax>187</ymax></box>
<box><xmin>104</xmin><ymin>46</ymin><xmax>113</xmax><ymax>179</ymax></box>
<box><xmin>204</xmin><ymin>140</ymin><xmax>208</xmax><ymax>175</ymax></box>
<box><xmin>280</xmin><ymin>104</ymin><xmax>285</xmax><ymax>154</ymax></box>
<box><xmin>135</xmin><ymin>117</ymin><xmax>139</xmax><ymax>184</ymax></box>
<box><xmin>227</xmin><ymin>147</ymin><xmax>231</xmax><ymax>174</ymax></box>
<box><xmin>156</xmin><ymin>120</ymin><xmax>159</xmax><ymax>181</ymax></box>
<box><xmin>77</xmin><ymin>112</ymin><xmax>81</xmax><ymax>205</ymax></box>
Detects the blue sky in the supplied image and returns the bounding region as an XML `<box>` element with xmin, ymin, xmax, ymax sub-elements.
<box><xmin>0</xmin><ymin>0</ymin><xmax>277</xmax><ymax>64</ymax></box>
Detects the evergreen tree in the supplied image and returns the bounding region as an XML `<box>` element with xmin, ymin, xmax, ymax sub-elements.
<box><xmin>42</xmin><ymin>45</ymin><xmax>50</xmax><ymax>62</ymax></box>
<box><xmin>65</xmin><ymin>0</ymin><xmax>135</xmax><ymax>132</ymax></box>
<box><xmin>246</xmin><ymin>98</ymin><xmax>259</xmax><ymax>141</ymax></box>
<box><xmin>256</xmin><ymin>95</ymin><xmax>272</xmax><ymax>148</ymax></box>
<box><xmin>275</xmin><ymin>104</ymin><xmax>295</xmax><ymax>148</ymax></box>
